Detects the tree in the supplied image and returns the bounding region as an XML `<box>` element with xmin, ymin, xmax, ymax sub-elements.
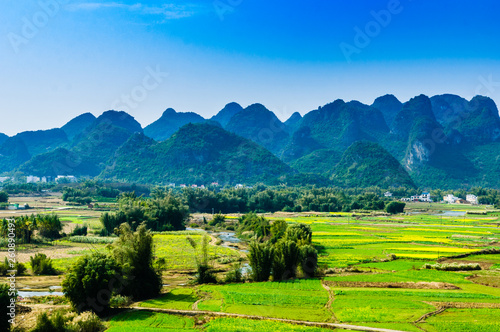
<box><xmin>270</xmin><ymin>219</ymin><xmax>288</xmax><ymax>243</ymax></box>
<box><xmin>285</xmin><ymin>223</ymin><xmax>312</xmax><ymax>245</ymax></box>
<box><xmin>299</xmin><ymin>245</ymin><xmax>318</xmax><ymax>278</ymax></box>
<box><xmin>36</xmin><ymin>214</ymin><xmax>62</xmax><ymax>239</ymax></box>
<box><xmin>186</xmin><ymin>235</ymin><xmax>217</xmax><ymax>284</ymax></box>
<box><xmin>0</xmin><ymin>192</ymin><xmax>8</xmax><ymax>204</ymax></box>
<box><xmin>0</xmin><ymin>283</ymin><xmax>14</xmax><ymax>332</ymax></box>
<box><xmin>272</xmin><ymin>240</ymin><xmax>300</xmax><ymax>281</ymax></box>
<box><xmin>386</xmin><ymin>201</ymin><xmax>406</xmax><ymax>214</ymax></box>
<box><xmin>62</xmin><ymin>252</ymin><xmax>121</xmax><ymax>314</ymax></box>
<box><xmin>248</xmin><ymin>241</ymin><xmax>274</xmax><ymax>282</ymax></box>
<box><xmin>111</xmin><ymin>223</ymin><xmax>162</xmax><ymax>300</ymax></box>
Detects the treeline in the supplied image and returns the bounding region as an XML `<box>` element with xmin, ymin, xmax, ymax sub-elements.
<box><xmin>99</xmin><ymin>192</ymin><xmax>189</xmax><ymax>235</ymax></box>
<box><xmin>0</xmin><ymin>214</ymin><xmax>63</xmax><ymax>244</ymax></box>
<box><xmin>61</xmin><ymin>180</ymin><xmax>151</xmax><ymax>205</ymax></box>
<box><xmin>180</xmin><ymin>186</ymin><xmax>393</xmax><ymax>213</ymax></box>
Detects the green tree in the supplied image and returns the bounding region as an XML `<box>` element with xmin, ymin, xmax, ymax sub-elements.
<box><xmin>112</xmin><ymin>223</ymin><xmax>162</xmax><ymax>300</ymax></box>
<box><xmin>37</xmin><ymin>214</ymin><xmax>63</xmax><ymax>239</ymax></box>
<box><xmin>248</xmin><ymin>241</ymin><xmax>274</xmax><ymax>282</ymax></box>
<box><xmin>270</xmin><ymin>219</ymin><xmax>288</xmax><ymax>244</ymax></box>
<box><xmin>0</xmin><ymin>192</ymin><xmax>8</xmax><ymax>203</ymax></box>
<box><xmin>285</xmin><ymin>223</ymin><xmax>312</xmax><ymax>245</ymax></box>
<box><xmin>186</xmin><ymin>235</ymin><xmax>217</xmax><ymax>284</ymax></box>
<box><xmin>299</xmin><ymin>245</ymin><xmax>318</xmax><ymax>278</ymax></box>
<box><xmin>272</xmin><ymin>240</ymin><xmax>300</xmax><ymax>281</ymax></box>
<box><xmin>385</xmin><ymin>201</ymin><xmax>406</xmax><ymax>214</ymax></box>
<box><xmin>0</xmin><ymin>283</ymin><xmax>14</xmax><ymax>332</ymax></box>
<box><xmin>30</xmin><ymin>253</ymin><xmax>56</xmax><ymax>275</ymax></box>
<box><xmin>62</xmin><ymin>252</ymin><xmax>122</xmax><ymax>314</ymax></box>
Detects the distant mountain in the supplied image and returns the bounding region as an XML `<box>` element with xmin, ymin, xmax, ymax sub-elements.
<box><xmin>0</xmin><ymin>137</ymin><xmax>31</xmax><ymax>173</ymax></box>
<box><xmin>20</xmin><ymin>111</ymin><xmax>143</xmax><ymax>177</ymax></box>
<box><xmin>61</xmin><ymin>113</ymin><xmax>96</xmax><ymax>141</ymax></box>
<box><xmin>210</xmin><ymin>102</ymin><xmax>244</xmax><ymax>128</ymax></box>
<box><xmin>144</xmin><ymin>108</ymin><xmax>205</xmax><ymax>141</ymax></box>
<box><xmin>18</xmin><ymin>147</ymin><xmax>101</xmax><ymax>177</ymax></box>
<box><xmin>430</xmin><ymin>94</ymin><xmax>500</xmax><ymax>144</ymax></box>
<box><xmin>291</xmin><ymin>149</ymin><xmax>342</xmax><ymax>176</ymax></box>
<box><xmin>0</xmin><ymin>133</ymin><xmax>8</xmax><ymax>145</ymax></box>
<box><xmin>283</xmin><ymin>100</ymin><xmax>389</xmax><ymax>161</ymax></box>
<box><xmin>331</xmin><ymin>141</ymin><xmax>415</xmax><ymax>188</ymax></box>
<box><xmin>6</xmin><ymin>94</ymin><xmax>500</xmax><ymax>189</ymax></box>
<box><xmin>371</xmin><ymin>94</ymin><xmax>402</xmax><ymax>127</ymax></box>
<box><xmin>225</xmin><ymin>104</ymin><xmax>290</xmax><ymax>156</ymax></box>
<box><xmin>284</xmin><ymin>112</ymin><xmax>302</xmax><ymax>133</ymax></box>
<box><xmin>13</xmin><ymin>129</ymin><xmax>69</xmax><ymax>157</ymax></box>
<box><xmin>101</xmin><ymin>123</ymin><xmax>293</xmax><ymax>185</ymax></box>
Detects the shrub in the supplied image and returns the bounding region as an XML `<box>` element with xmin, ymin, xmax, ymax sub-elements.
<box><xmin>209</xmin><ymin>213</ymin><xmax>225</xmax><ymax>226</ymax></box>
<box><xmin>422</xmin><ymin>262</ymin><xmax>481</xmax><ymax>271</ymax></box>
<box><xmin>109</xmin><ymin>295</ymin><xmax>132</xmax><ymax>308</ymax></box>
<box><xmin>224</xmin><ymin>263</ymin><xmax>243</xmax><ymax>283</ymax></box>
<box><xmin>62</xmin><ymin>252</ymin><xmax>122</xmax><ymax>314</ymax></box>
<box><xmin>187</xmin><ymin>235</ymin><xmax>217</xmax><ymax>284</ymax></box>
<box><xmin>69</xmin><ymin>311</ymin><xmax>105</xmax><ymax>332</ymax></box>
<box><xmin>386</xmin><ymin>201</ymin><xmax>406</xmax><ymax>214</ymax></box>
<box><xmin>71</xmin><ymin>225</ymin><xmax>88</xmax><ymax>236</ymax></box>
<box><xmin>31</xmin><ymin>311</ymin><xmax>65</xmax><ymax>332</ymax></box>
<box><xmin>30</xmin><ymin>253</ymin><xmax>56</xmax><ymax>275</ymax></box>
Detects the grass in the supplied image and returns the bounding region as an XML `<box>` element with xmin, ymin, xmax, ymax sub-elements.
<box><xmin>424</xmin><ymin>308</ymin><xmax>500</xmax><ymax>332</ymax></box>
<box><xmin>153</xmin><ymin>234</ymin><xmax>240</xmax><ymax>270</ymax></box>
<box><xmin>106</xmin><ymin>311</ymin><xmax>196</xmax><ymax>331</ymax></box>
<box><xmin>204</xmin><ymin>317</ymin><xmax>335</xmax><ymax>332</ymax></box>
<box><xmin>200</xmin><ymin>280</ymin><xmax>331</xmax><ymax>322</ymax></box>
<box><xmin>139</xmin><ymin>288</ymin><xmax>198</xmax><ymax>310</ymax></box>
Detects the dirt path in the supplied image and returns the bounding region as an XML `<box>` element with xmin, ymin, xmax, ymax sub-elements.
<box><xmin>321</xmin><ymin>280</ymin><xmax>338</xmax><ymax>323</ymax></box>
<box><xmin>414</xmin><ymin>305</ymin><xmax>448</xmax><ymax>324</ymax></box>
<box><xmin>131</xmin><ymin>307</ymin><xmax>410</xmax><ymax>332</ymax></box>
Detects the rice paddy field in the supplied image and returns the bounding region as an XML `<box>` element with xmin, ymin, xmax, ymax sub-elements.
<box><xmin>134</xmin><ymin>202</ymin><xmax>500</xmax><ymax>331</ymax></box>
<box><xmin>4</xmin><ymin>198</ymin><xmax>500</xmax><ymax>331</ymax></box>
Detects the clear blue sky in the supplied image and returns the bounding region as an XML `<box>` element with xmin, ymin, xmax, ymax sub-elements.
<box><xmin>1</xmin><ymin>0</ymin><xmax>500</xmax><ymax>135</ymax></box>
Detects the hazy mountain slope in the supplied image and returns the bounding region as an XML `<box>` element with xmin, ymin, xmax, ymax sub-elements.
<box><xmin>61</xmin><ymin>113</ymin><xmax>96</xmax><ymax>141</ymax></box>
<box><xmin>371</xmin><ymin>94</ymin><xmax>402</xmax><ymax>126</ymax></box>
<box><xmin>331</xmin><ymin>141</ymin><xmax>415</xmax><ymax>188</ymax></box>
<box><xmin>210</xmin><ymin>102</ymin><xmax>244</xmax><ymax>128</ymax></box>
<box><xmin>283</xmin><ymin>100</ymin><xmax>389</xmax><ymax>162</ymax></box>
<box><xmin>101</xmin><ymin>123</ymin><xmax>293</xmax><ymax>185</ymax></box>
<box><xmin>0</xmin><ymin>133</ymin><xmax>8</xmax><ymax>145</ymax></box>
<box><xmin>0</xmin><ymin>137</ymin><xmax>31</xmax><ymax>173</ymax></box>
<box><xmin>144</xmin><ymin>108</ymin><xmax>205</xmax><ymax>141</ymax></box>
<box><xmin>225</xmin><ymin>103</ymin><xmax>290</xmax><ymax>156</ymax></box>
<box><xmin>13</xmin><ymin>129</ymin><xmax>69</xmax><ymax>157</ymax></box>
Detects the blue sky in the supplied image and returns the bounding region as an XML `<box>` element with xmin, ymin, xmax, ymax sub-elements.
<box><xmin>1</xmin><ymin>0</ymin><xmax>500</xmax><ymax>135</ymax></box>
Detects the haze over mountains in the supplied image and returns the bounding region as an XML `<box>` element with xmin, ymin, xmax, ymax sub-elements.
<box><xmin>2</xmin><ymin>93</ymin><xmax>500</xmax><ymax>189</ymax></box>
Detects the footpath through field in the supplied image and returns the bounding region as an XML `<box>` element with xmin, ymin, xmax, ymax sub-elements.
<box><xmin>130</xmin><ymin>306</ymin><xmax>410</xmax><ymax>332</ymax></box>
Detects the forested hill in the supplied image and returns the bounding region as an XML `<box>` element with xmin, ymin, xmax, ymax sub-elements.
<box><xmin>3</xmin><ymin>93</ymin><xmax>500</xmax><ymax>189</ymax></box>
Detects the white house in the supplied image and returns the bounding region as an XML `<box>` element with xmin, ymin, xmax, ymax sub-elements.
<box><xmin>411</xmin><ymin>192</ymin><xmax>432</xmax><ymax>202</ymax></box>
<box><xmin>443</xmin><ymin>194</ymin><xmax>459</xmax><ymax>204</ymax></box>
<box><xmin>384</xmin><ymin>191</ymin><xmax>393</xmax><ymax>197</ymax></box>
<box><xmin>0</xmin><ymin>177</ymin><xmax>11</xmax><ymax>183</ymax></box>
<box><xmin>235</xmin><ymin>184</ymin><xmax>244</xmax><ymax>189</ymax></box>
<box><xmin>466</xmin><ymin>194</ymin><xmax>479</xmax><ymax>205</ymax></box>
<box><xmin>27</xmin><ymin>175</ymin><xmax>41</xmax><ymax>183</ymax></box>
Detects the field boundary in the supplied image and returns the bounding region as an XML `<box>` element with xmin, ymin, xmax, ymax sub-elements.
<box><xmin>130</xmin><ymin>306</ymin><xmax>410</xmax><ymax>332</ymax></box>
